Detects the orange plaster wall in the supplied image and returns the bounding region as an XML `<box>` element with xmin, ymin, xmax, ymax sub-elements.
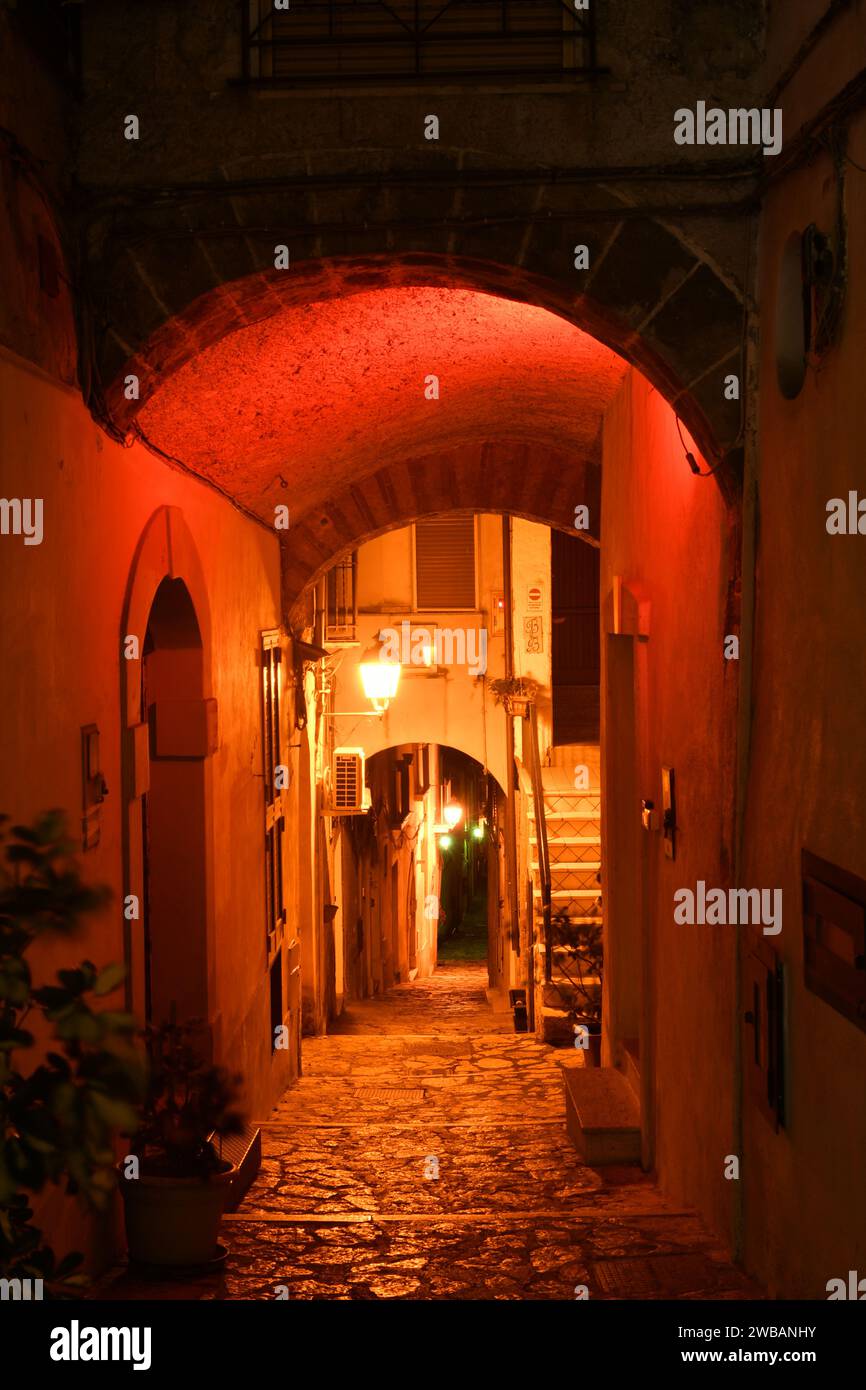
<box><xmin>0</xmin><ymin>347</ymin><xmax>286</xmax><ymax>1267</ymax></box>
<box><xmin>739</xmin><ymin>105</ymin><xmax>866</xmax><ymax>1298</ymax></box>
<box><xmin>601</xmin><ymin>369</ymin><xmax>738</xmax><ymax>1248</ymax></box>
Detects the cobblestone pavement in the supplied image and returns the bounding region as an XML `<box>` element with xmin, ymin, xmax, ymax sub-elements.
<box><xmin>98</xmin><ymin>964</ymin><xmax>761</xmax><ymax>1301</ymax></box>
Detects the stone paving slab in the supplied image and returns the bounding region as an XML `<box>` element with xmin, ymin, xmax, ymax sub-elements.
<box><xmin>94</xmin><ymin>964</ymin><xmax>762</xmax><ymax>1301</ymax></box>
<box><xmin>215</xmin><ymin>1215</ymin><xmax>759</xmax><ymax>1300</ymax></box>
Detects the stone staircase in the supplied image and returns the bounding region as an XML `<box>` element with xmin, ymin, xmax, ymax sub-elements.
<box><xmin>529</xmin><ymin>749</ymin><xmax>603</xmax><ymax>1046</ymax></box>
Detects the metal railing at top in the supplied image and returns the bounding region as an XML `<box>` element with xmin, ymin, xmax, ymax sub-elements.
<box><xmin>240</xmin><ymin>0</ymin><xmax>600</xmax><ymax>84</ymax></box>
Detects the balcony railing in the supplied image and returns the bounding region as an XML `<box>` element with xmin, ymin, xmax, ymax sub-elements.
<box><xmin>240</xmin><ymin>0</ymin><xmax>599</xmax><ymax>84</ymax></box>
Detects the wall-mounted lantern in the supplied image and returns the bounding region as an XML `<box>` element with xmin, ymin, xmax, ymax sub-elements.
<box><xmin>443</xmin><ymin>799</ymin><xmax>463</xmax><ymax>830</ymax></box>
<box><xmin>359</xmin><ymin>640</ymin><xmax>401</xmax><ymax>713</ymax></box>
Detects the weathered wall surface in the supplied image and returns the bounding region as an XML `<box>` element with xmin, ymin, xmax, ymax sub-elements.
<box><xmin>336</xmin><ymin>514</ymin><xmax>514</xmax><ymax>790</ymax></box>
<box><xmin>0</xmin><ymin>346</ymin><xmax>286</xmax><ymax>1266</ymax></box>
<box><xmin>739</xmin><ymin>89</ymin><xmax>866</xmax><ymax>1297</ymax></box>
<box><xmin>71</xmin><ymin>0</ymin><xmax>761</xmax><ymax>466</ymax></box>
<box><xmin>601</xmin><ymin>368</ymin><xmax>737</xmax><ymax>1246</ymax></box>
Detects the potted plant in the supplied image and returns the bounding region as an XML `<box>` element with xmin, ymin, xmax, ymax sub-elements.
<box><xmin>0</xmin><ymin>811</ymin><xmax>144</xmax><ymax>1294</ymax></box>
<box><xmin>553</xmin><ymin>910</ymin><xmax>603</xmax><ymax>1066</ymax></box>
<box><xmin>488</xmin><ymin>675</ymin><xmax>540</xmax><ymax>717</ymax></box>
<box><xmin>118</xmin><ymin>1017</ymin><xmax>245</xmax><ymax>1270</ymax></box>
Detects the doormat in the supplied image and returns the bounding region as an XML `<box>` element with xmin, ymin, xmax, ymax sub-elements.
<box><xmin>590</xmin><ymin>1253</ymin><xmax>718</xmax><ymax>1296</ymax></box>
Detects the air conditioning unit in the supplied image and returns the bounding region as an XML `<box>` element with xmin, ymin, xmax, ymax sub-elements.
<box><xmin>330</xmin><ymin>748</ymin><xmax>367</xmax><ymax>814</ymax></box>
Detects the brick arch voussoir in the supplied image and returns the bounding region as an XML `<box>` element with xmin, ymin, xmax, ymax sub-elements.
<box><xmin>281</xmin><ymin>443</ymin><xmax>600</xmax><ymax>621</ymax></box>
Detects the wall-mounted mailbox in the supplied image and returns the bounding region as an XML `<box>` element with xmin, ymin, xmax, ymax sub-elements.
<box><xmin>802</xmin><ymin>849</ymin><xmax>866</xmax><ymax>1033</ymax></box>
<box><xmin>151</xmin><ymin>698</ymin><xmax>218</xmax><ymax>759</ymax></box>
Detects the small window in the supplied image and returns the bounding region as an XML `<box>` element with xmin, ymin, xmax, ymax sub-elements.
<box><xmin>415</xmin><ymin>515</ymin><xmax>476</xmax><ymax>610</ymax></box>
<box><xmin>326</xmin><ymin>553</ymin><xmax>357</xmax><ymax>642</ymax></box>
<box><xmin>241</xmin><ymin>0</ymin><xmax>598</xmax><ymax>85</ymax></box>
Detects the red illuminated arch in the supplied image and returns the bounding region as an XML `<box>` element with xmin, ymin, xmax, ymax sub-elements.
<box><xmin>99</xmin><ymin>252</ymin><xmax>742</xmax><ymax>474</ymax></box>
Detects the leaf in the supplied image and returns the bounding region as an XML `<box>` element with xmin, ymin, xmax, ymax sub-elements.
<box><xmin>87</xmin><ymin>1091</ymin><xmax>139</xmax><ymax>1133</ymax></box>
<box><xmin>94</xmin><ymin>1010</ymin><xmax>137</xmax><ymax>1034</ymax></box>
<box><xmin>5</xmin><ymin>846</ymin><xmax>43</xmax><ymax>866</ymax></box>
<box><xmin>93</xmin><ymin>963</ymin><xmax>126</xmax><ymax>997</ymax></box>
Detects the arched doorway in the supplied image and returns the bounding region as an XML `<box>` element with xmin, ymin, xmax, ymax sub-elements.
<box><xmin>140</xmin><ymin>576</ymin><xmax>209</xmax><ymax>1028</ymax></box>
<box><xmin>120</xmin><ymin>506</ymin><xmax>215</xmax><ymax>1039</ymax></box>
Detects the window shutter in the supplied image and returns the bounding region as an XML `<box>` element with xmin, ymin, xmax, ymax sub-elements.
<box><xmin>415</xmin><ymin>515</ymin><xmax>476</xmax><ymax>609</ymax></box>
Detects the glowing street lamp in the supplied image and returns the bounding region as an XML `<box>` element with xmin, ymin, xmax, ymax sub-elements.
<box><xmin>443</xmin><ymin>799</ymin><xmax>463</xmax><ymax>830</ymax></box>
<box><xmin>438</xmin><ymin>834</ymin><xmax>454</xmax><ymax>851</ymax></box>
<box><xmin>359</xmin><ymin>641</ymin><xmax>401</xmax><ymax>713</ymax></box>
<box><xmin>472</xmin><ymin>823</ymin><xmax>485</xmax><ymax>840</ymax></box>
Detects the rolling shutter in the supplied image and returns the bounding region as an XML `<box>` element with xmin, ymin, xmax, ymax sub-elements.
<box><xmin>415</xmin><ymin>515</ymin><xmax>476</xmax><ymax>609</ymax></box>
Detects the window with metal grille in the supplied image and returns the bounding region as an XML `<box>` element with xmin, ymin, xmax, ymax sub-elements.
<box><xmin>415</xmin><ymin>514</ymin><xmax>476</xmax><ymax>610</ymax></box>
<box><xmin>240</xmin><ymin>0</ymin><xmax>599</xmax><ymax>85</ymax></box>
<box><xmin>326</xmin><ymin>553</ymin><xmax>357</xmax><ymax>642</ymax></box>
<box><xmin>261</xmin><ymin>631</ymin><xmax>287</xmax><ymax>967</ymax></box>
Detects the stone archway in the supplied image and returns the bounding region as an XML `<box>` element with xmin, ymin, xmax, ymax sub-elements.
<box><xmin>281</xmin><ymin>440</ymin><xmax>601</xmax><ymax>617</ymax></box>
<box><xmin>94</xmin><ymin>241</ymin><xmax>744</xmax><ymax>474</ymax></box>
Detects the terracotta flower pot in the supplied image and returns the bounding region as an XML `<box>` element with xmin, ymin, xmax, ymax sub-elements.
<box><xmin>118</xmin><ymin>1162</ymin><xmax>235</xmax><ymax>1268</ymax></box>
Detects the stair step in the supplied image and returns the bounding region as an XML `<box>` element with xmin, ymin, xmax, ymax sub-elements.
<box><xmin>546</xmin><ymin>972</ymin><xmax>602</xmax><ymax>989</ymax></box>
<box><xmin>537</xmin><ymin>1006</ymin><xmax>574</xmax><ymax>1045</ymax></box>
<box><xmin>535</xmin><ymin>889</ymin><xmax>602</xmax><ymax>900</ymax></box>
<box><xmin>530</xmin><ymin>796</ymin><xmax>600</xmax><ymax>808</ymax></box>
<box><xmin>560</xmin><ymin>1066</ymin><xmax>641</xmax><ymax>1166</ymax></box>
<box><xmin>531</xmin><ymin>860</ymin><xmax>601</xmax><ymax>872</ymax></box>
<box><xmin>530</xmin><ymin>835</ymin><xmax>600</xmax><ymax>845</ymax></box>
<box><xmin>541</xmin><ymin>767</ymin><xmax>600</xmax><ymax>793</ymax></box>
<box><xmin>535</xmin><ymin>918</ymin><xmax>604</xmax><ymax>929</ymax></box>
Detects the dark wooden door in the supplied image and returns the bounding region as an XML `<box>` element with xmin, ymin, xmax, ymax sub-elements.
<box><xmin>551</xmin><ymin>531</ymin><xmax>600</xmax><ymax>743</ymax></box>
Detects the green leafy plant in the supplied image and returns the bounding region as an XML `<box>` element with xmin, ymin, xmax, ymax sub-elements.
<box><xmin>132</xmin><ymin>1017</ymin><xmax>245</xmax><ymax>1180</ymax></box>
<box><xmin>553</xmin><ymin>910</ymin><xmax>603</xmax><ymax>1028</ymax></box>
<box><xmin>488</xmin><ymin>675</ymin><xmax>540</xmax><ymax>711</ymax></box>
<box><xmin>0</xmin><ymin>811</ymin><xmax>145</xmax><ymax>1290</ymax></box>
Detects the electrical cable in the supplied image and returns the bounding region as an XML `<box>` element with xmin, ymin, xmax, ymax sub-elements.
<box><xmin>675</xmin><ymin>415</ymin><xmax>729</xmax><ymax>478</ymax></box>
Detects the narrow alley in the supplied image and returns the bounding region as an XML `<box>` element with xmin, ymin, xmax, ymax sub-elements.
<box><xmin>4</xmin><ymin>0</ymin><xmax>866</xmax><ymax>1354</ymax></box>
<box><xmin>100</xmin><ymin>966</ymin><xmax>759</xmax><ymax>1301</ymax></box>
